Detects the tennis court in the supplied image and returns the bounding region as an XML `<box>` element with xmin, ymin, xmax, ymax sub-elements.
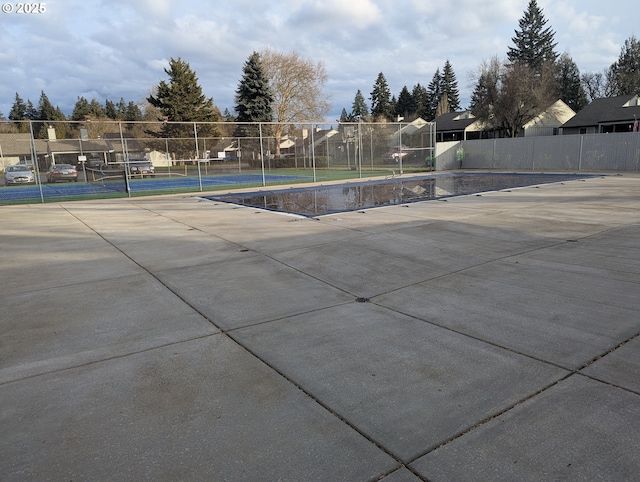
<box><xmin>0</xmin><ymin>172</ymin><xmax>312</xmax><ymax>203</ymax></box>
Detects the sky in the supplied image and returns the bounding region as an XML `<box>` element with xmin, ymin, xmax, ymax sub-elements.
<box><xmin>0</xmin><ymin>0</ymin><xmax>637</xmax><ymax>121</ymax></box>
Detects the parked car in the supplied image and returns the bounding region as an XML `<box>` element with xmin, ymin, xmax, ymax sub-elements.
<box><xmin>47</xmin><ymin>164</ymin><xmax>78</xmax><ymax>183</ymax></box>
<box><xmin>382</xmin><ymin>147</ymin><xmax>409</xmax><ymax>164</ymax></box>
<box><xmin>87</xmin><ymin>158</ymin><xmax>106</xmax><ymax>169</ymax></box>
<box><xmin>127</xmin><ymin>159</ymin><xmax>155</xmax><ymax>177</ymax></box>
<box><xmin>4</xmin><ymin>164</ymin><xmax>36</xmax><ymax>186</ymax></box>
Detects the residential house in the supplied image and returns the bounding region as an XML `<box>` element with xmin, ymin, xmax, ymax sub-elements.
<box><xmin>0</xmin><ymin>133</ymin><xmax>33</xmax><ymax>168</ymax></box>
<box><xmin>560</xmin><ymin>94</ymin><xmax>640</xmax><ymax>135</ymax></box>
<box><xmin>522</xmin><ymin>99</ymin><xmax>575</xmax><ymax>137</ymax></box>
<box><xmin>434</xmin><ymin>100</ymin><xmax>575</xmax><ymax>141</ymax></box>
<box><xmin>433</xmin><ymin>111</ymin><xmax>482</xmax><ymax>141</ymax></box>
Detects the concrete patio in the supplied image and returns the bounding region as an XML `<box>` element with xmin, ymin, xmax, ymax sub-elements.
<box><xmin>1</xmin><ymin>173</ymin><xmax>639</xmax><ymax>481</ymax></box>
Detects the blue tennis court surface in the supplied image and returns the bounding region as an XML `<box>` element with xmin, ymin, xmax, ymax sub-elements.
<box><xmin>0</xmin><ymin>173</ymin><xmax>311</xmax><ymax>202</ymax></box>
<box><xmin>205</xmin><ymin>172</ymin><xmax>597</xmax><ymax>217</ymax></box>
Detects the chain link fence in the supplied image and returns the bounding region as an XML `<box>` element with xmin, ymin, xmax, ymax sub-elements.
<box><xmin>0</xmin><ymin>119</ymin><xmax>436</xmax><ymax>204</ymax></box>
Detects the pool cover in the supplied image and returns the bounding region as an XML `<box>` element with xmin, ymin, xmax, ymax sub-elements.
<box><xmin>204</xmin><ymin>172</ymin><xmax>597</xmax><ymax>217</ymax></box>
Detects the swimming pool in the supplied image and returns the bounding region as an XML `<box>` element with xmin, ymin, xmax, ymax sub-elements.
<box><xmin>204</xmin><ymin>172</ymin><xmax>596</xmax><ymax>217</ymax></box>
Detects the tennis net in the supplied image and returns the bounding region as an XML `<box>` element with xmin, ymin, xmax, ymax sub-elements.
<box><xmin>86</xmin><ymin>167</ymin><xmax>128</xmax><ymax>193</ymax></box>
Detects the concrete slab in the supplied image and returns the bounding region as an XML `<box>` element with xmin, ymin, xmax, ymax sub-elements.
<box><xmin>374</xmin><ymin>219</ymin><xmax>560</xmax><ymax>258</ymax></box>
<box><xmin>156</xmin><ymin>253</ymin><xmax>354</xmax><ymax>330</ymax></box>
<box><xmin>0</xmin><ymin>206</ymin><xmax>143</xmax><ymax>295</ymax></box>
<box><xmin>509</xmin><ymin>233</ymin><xmax>640</xmax><ymax>284</ymax></box>
<box><xmin>379</xmin><ymin>467</ymin><xmax>425</xmax><ymax>481</ymax></box>
<box><xmin>375</xmin><ymin>265</ymin><xmax>640</xmax><ymax>369</ymax></box>
<box><xmin>272</xmin><ymin>232</ymin><xmax>490</xmax><ymax>299</ymax></box>
<box><xmin>582</xmin><ymin>336</ymin><xmax>640</xmax><ymax>393</ymax></box>
<box><xmin>1</xmin><ymin>173</ymin><xmax>639</xmax><ymax>480</ymax></box>
<box><xmin>232</xmin><ymin>303</ymin><xmax>568</xmax><ymax>462</ymax></box>
<box><xmin>0</xmin><ymin>273</ymin><xmax>218</xmax><ymax>383</ymax></box>
<box><xmin>0</xmin><ymin>335</ymin><xmax>397</xmax><ymax>480</ymax></box>
<box><xmin>459</xmin><ymin>259</ymin><xmax>640</xmax><ymax>312</ymax></box>
<box><xmin>411</xmin><ymin>375</ymin><xmax>640</xmax><ymax>481</ymax></box>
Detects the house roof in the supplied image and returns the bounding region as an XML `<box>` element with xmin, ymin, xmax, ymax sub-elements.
<box><xmin>103</xmin><ymin>132</ymin><xmax>144</xmax><ymax>153</ymax></box>
<box><xmin>561</xmin><ymin>95</ymin><xmax>640</xmax><ymax>128</ymax></box>
<box><xmin>434</xmin><ymin>111</ymin><xmax>477</xmax><ymax>133</ymax></box>
<box><xmin>0</xmin><ymin>133</ymin><xmax>32</xmax><ymax>156</ymax></box>
<box><xmin>523</xmin><ymin>99</ymin><xmax>576</xmax><ymax>129</ymax></box>
<box><xmin>34</xmin><ymin>139</ymin><xmax>113</xmax><ymax>154</ymax></box>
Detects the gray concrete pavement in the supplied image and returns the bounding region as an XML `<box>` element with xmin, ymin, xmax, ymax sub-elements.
<box><xmin>1</xmin><ymin>173</ymin><xmax>639</xmax><ymax>481</ymax></box>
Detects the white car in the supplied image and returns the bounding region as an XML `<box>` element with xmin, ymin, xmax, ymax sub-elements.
<box><xmin>4</xmin><ymin>165</ymin><xmax>36</xmax><ymax>186</ymax></box>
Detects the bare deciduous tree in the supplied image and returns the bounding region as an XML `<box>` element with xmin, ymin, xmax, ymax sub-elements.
<box><xmin>470</xmin><ymin>57</ymin><xmax>559</xmax><ymax>138</ymax></box>
<box><xmin>260</xmin><ymin>49</ymin><xmax>331</xmax><ymax>157</ymax></box>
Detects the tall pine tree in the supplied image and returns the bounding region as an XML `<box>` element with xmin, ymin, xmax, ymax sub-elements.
<box><xmin>105</xmin><ymin>99</ymin><xmax>118</xmax><ymax>119</ymax></box>
<box><xmin>8</xmin><ymin>93</ymin><xmax>29</xmax><ymax>132</ymax></box>
<box><xmin>148</xmin><ymin>57</ymin><xmax>219</xmax><ymax>125</ymax></box>
<box><xmin>370</xmin><ymin>72</ymin><xmax>393</xmax><ymax>121</ymax></box>
<box><xmin>351</xmin><ymin>89</ymin><xmax>369</xmax><ymax>119</ymax></box>
<box><xmin>412</xmin><ymin>83</ymin><xmax>429</xmax><ymax>120</ymax></box>
<box><xmin>234</xmin><ymin>51</ymin><xmax>274</xmax><ymax>146</ymax></box>
<box><xmin>556</xmin><ymin>53</ymin><xmax>587</xmax><ymax>112</ymax></box>
<box><xmin>441</xmin><ymin>60</ymin><xmax>460</xmax><ymax>112</ymax></box>
<box><xmin>507</xmin><ymin>0</ymin><xmax>558</xmax><ymax>72</ymax></box>
<box><xmin>34</xmin><ymin>91</ymin><xmax>67</xmax><ymax>138</ymax></box>
<box><xmin>426</xmin><ymin>69</ymin><xmax>442</xmax><ymax>120</ymax></box>
<box><xmin>147</xmin><ymin>57</ymin><xmax>220</xmax><ymax>157</ymax></box>
<box><xmin>147</xmin><ymin>57</ymin><xmax>220</xmax><ymax>155</ymax></box>
<box><xmin>395</xmin><ymin>86</ymin><xmax>415</xmax><ymax>119</ymax></box>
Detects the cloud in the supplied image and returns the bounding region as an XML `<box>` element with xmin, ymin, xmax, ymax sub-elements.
<box><xmin>0</xmin><ymin>0</ymin><xmax>637</xmax><ymax>119</ymax></box>
<box><xmin>289</xmin><ymin>0</ymin><xmax>382</xmax><ymax>30</ymax></box>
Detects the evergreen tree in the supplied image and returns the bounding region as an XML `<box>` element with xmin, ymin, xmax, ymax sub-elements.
<box><xmin>412</xmin><ymin>83</ymin><xmax>429</xmax><ymax>119</ymax></box>
<box><xmin>117</xmin><ymin>98</ymin><xmax>128</xmax><ymax>119</ymax></box>
<box><xmin>25</xmin><ymin>100</ymin><xmax>38</xmax><ymax>120</ymax></box>
<box><xmin>148</xmin><ymin>57</ymin><xmax>219</xmax><ymax>123</ymax></box>
<box><xmin>351</xmin><ymin>89</ymin><xmax>369</xmax><ymax>119</ymax></box>
<box><xmin>9</xmin><ymin>93</ymin><xmax>27</xmax><ymax>121</ymax></box>
<box><xmin>88</xmin><ymin>99</ymin><xmax>106</xmax><ymax>118</ymax></box>
<box><xmin>370</xmin><ymin>72</ymin><xmax>393</xmax><ymax>121</ymax></box>
<box><xmin>32</xmin><ymin>91</ymin><xmax>60</xmax><ymax>138</ymax></box>
<box><xmin>507</xmin><ymin>0</ymin><xmax>558</xmax><ymax>72</ymax></box>
<box><xmin>234</xmin><ymin>51</ymin><xmax>274</xmax><ymax>142</ymax></box>
<box><xmin>222</xmin><ymin>108</ymin><xmax>235</xmax><ymax>122</ymax></box>
<box><xmin>124</xmin><ymin>101</ymin><xmax>142</xmax><ymax>122</ymax></box>
<box><xmin>148</xmin><ymin>57</ymin><xmax>220</xmax><ymax>155</ymax></box>
<box><xmin>37</xmin><ymin>91</ymin><xmax>57</xmax><ymax>120</ymax></box>
<box><xmin>395</xmin><ymin>86</ymin><xmax>415</xmax><ymax>119</ymax></box>
<box><xmin>426</xmin><ymin>69</ymin><xmax>442</xmax><ymax>120</ymax></box>
<box><xmin>607</xmin><ymin>35</ymin><xmax>640</xmax><ymax>96</ymax></box>
<box><xmin>8</xmin><ymin>93</ymin><xmax>29</xmax><ymax>132</ymax></box>
<box><xmin>53</xmin><ymin>106</ymin><xmax>70</xmax><ymax>138</ymax></box>
<box><xmin>234</xmin><ymin>52</ymin><xmax>273</xmax><ymax>124</ymax></box>
<box><xmin>105</xmin><ymin>99</ymin><xmax>118</xmax><ymax>119</ymax></box>
<box><xmin>441</xmin><ymin>60</ymin><xmax>461</xmax><ymax>111</ymax></box>
<box><xmin>339</xmin><ymin>107</ymin><xmax>351</xmax><ymax>123</ymax></box>
<box><xmin>390</xmin><ymin>95</ymin><xmax>397</xmax><ymax>119</ymax></box>
<box><xmin>71</xmin><ymin>96</ymin><xmax>91</xmax><ymax>121</ymax></box>
<box><xmin>556</xmin><ymin>53</ymin><xmax>587</xmax><ymax>112</ymax></box>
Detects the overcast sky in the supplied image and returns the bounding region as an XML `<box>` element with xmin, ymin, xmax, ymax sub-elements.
<box><xmin>1</xmin><ymin>0</ymin><xmax>637</xmax><ymax>121</ymax></box>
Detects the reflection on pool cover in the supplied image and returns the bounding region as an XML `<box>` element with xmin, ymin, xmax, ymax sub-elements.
<box><xmin>204</xmin><ymin>172</ymin><xmax>595</xmax><ymax>217</ymax></box>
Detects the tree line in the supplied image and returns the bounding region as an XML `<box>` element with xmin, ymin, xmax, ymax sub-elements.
<box><xmin>340</xmin><ymin>0</ymin><xmax>639</xmax><ymax>137</ymax></box>
<box><xmin>3</xmin><ymin>0</ymin><xmax>639</xmax><ymax>144</ymax></box>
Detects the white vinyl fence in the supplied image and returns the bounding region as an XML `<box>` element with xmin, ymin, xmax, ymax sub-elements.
<box><xmin>436</xmin><ymin>132</ymin><xmax>640</xmax><ymax>172</ymax></box>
